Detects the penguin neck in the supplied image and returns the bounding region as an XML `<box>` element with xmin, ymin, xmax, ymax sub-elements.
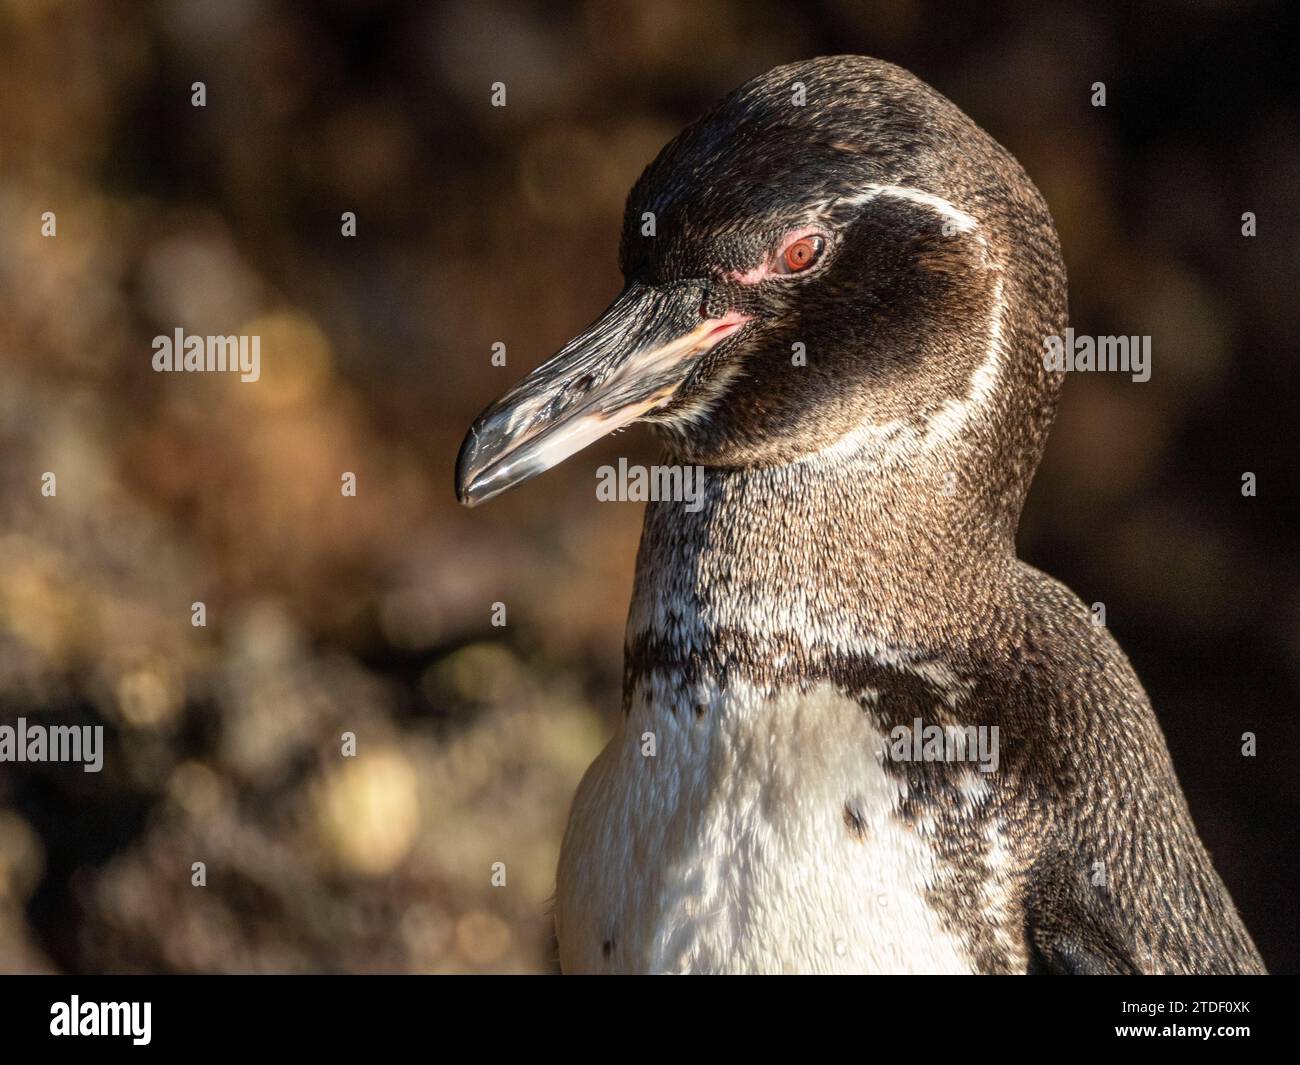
<box><xmin>627</xmin><ymin>441</ymin><xmax>1018</xmax><ymax>666</ymax></box>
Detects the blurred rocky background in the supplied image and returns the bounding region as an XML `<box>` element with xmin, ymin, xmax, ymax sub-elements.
<box><xmin>0</xmin><ymin>0</ymin><xmax>1295</xmax><ymax>973</ymax></box>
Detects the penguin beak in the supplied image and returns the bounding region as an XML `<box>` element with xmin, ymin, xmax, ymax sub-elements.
<box><xmin>456</xmin><ymin>282</ymin><xmax>748</xmax><ymax>507</ymax></box>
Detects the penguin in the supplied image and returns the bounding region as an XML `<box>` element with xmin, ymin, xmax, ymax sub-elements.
<box><xmin>455</xmin><ymin>56</ymin><xmax>1265</xmax><ymax>975</ymax></box>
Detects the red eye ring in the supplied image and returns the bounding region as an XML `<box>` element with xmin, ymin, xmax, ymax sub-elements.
<box><xmin>780</xmin><ymin>235</ymin><xmax>824</xmax><ymax>274</ymax></box>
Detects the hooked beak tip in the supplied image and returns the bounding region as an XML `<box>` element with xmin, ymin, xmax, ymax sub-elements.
<box><xmin>456</xmin><ymin>479</ymin><xmax>489</xmax><ymax>508</ymax></box>
<box><xmin>454</xmin><ymin>426</ymin><xmax>492</xmax><ymax>507</ymax></box>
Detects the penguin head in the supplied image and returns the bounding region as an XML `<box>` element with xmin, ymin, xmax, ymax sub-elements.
<box><xmin>457</xmin><ymin>56</ymin><xmax>1066</xmax><ymax>509</ymax></box>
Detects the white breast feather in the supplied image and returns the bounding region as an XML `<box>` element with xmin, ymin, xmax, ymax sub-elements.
<box><xmin>555</xmin><ymin>677</ymin><xmax>974</xmax><ymax>973</ymax></box>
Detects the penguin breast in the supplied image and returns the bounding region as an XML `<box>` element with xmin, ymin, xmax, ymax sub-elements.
<box><xmin>555</xmin><ymin>679</ymin><xmax>978</xmax><ymax>974</ymax></box>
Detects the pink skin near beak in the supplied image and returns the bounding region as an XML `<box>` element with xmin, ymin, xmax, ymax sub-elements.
<box><xmin>702</xmin><ymin>310</ymin><xmax>751</xmax><ymax>343</ymax></box>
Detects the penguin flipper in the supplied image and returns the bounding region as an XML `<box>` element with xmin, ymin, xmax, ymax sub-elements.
<box><xmin>1013</xmin><ymin>567</ymin><xmax>1266</xmax><ymax>975</ymax></box>
<box><xmin>1026</xmin><ymin>934</ymin><xmax>1134</xmax><ymax>975</ymax></box>
<box><xmin>1022</xmin><ymin>849</ymin><xmax>1150</xmax><ymax>975</ymax></box>
<box><xmin>1022</xmin><ymin>820</ymin><xmax>1265</xmax><ymax>975</ymax></box>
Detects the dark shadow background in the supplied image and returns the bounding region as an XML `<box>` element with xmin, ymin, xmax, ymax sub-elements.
<box><xmin>0</xmin><ymin>0</ymin><xmax>1295</xmax><ymax>973</ymax></box>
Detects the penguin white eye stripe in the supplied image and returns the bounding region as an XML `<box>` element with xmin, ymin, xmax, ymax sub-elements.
<box><xmin>835</xmin><ymin>184</ymin><xmax>981</xmax><ymax>234</ymax></box>
<box><xmin>727</xmin><ymin>186</ymin><xmax>980</xmax><ymax>285</ymax></box>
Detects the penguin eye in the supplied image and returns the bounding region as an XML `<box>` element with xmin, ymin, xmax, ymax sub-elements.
<box><xmin>775</xmin><ymin>234</ymin><xmax>825</xmax><ymax>275</ymax></box>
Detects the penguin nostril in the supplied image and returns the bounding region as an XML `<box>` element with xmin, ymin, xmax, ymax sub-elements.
<box><xmin>574</xmin><ymin>373</ymin><xmax>598</xmax><ymax>394</ymax></box>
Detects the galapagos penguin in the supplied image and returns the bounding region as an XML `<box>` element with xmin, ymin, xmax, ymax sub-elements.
<box><xmin>455</xmin><ymin>56</ymin><xmax>1265</xmax><ymax>975</ymax></box>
